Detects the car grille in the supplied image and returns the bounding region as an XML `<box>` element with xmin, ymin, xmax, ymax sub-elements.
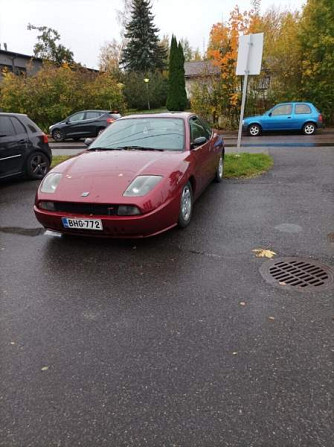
<box><xmin>53</xmin><ymin>202</ymin><xmax>118</xmax><ymax>216</ymax></box>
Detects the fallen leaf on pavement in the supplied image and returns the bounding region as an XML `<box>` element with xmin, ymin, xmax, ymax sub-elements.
<box><xmin>252</xmin><ymin>248</ymin><xmax>277</xmax><ymax>258</ymax></box>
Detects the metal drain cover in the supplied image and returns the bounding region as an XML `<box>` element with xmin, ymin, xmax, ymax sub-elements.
<box><xmin>260</xmin><ymin>257</ymin><xmax>334</xmax><ymax>292</ymax></box>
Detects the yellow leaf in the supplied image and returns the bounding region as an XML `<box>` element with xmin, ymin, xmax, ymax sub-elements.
<box><xmin>252</xmin><ymin>248</ymin><xmax>277</xmax><ymax>258</ymax></box>
<box><xmin>41</xmin><ymin>366</ymin><xmax>49</xmax><ymax>371</ymax></box>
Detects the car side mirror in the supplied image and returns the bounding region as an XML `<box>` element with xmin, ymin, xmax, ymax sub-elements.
<box><xmin>84</xmin><ymin>138</ymin><xmax>94</xmax><ymax>147</ymax></box>
<box><xmin>191</xmin><ymin>136</ymin><xmax>207</xmax><ymax>148</ymax></box>
<box><xmin>268</xmin><ymin>112</ymin><xmax>272</xmax><ymax>117</ymax></box>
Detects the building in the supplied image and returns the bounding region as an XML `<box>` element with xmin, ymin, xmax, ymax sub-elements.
<box><xmin>184</xmin><ymin>60</ymin><xmax>221</xmax><ymax>98</ymax></box>
<box><xmin>0</xmin><ymin>49</ymin><xmax>43</xmax><ymax>80</ymax></box>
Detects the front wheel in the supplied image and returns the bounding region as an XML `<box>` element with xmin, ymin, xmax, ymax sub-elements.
<box><xmin>52</xmin><ymin>129</ymin><xmax>65</xmax><ymax>142</ymax></box>
<box><xmin>214</xmin><ymin>154</ymin><xmax>224</xmax><ymax>183</ymax></box>
<box><xmin>248</xmin><ymin>124</ymin><xmax>261</xmax><ymax>136</ymax></box>
<box><xmin>178</xmin><ymin>182</ymin><xmax>193</xmax><ymax>228</ymax></box>
<box><xmin>303</xmin><ymin>122</ymin><xmax>316</xmax><ymax>135</ymax></box>
<box><xmin>26</xmin><ymin>151</ymin><xmax>50</xmax><ymax>179</ymax></box>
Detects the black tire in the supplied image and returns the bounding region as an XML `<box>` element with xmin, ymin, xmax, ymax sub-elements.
<box><xmin>26</xmin><ymin>151</ymin><xmax>50</xmax><ymax>180</ymax></box>
<box><xmin>214</xmin><ymin>154</ymin><xmax>224</xmax><ymax>183</ymax></box>
<box><xmin>302</xmin><ymin>122</ymin><xmax>316</xmax><ymax>135</ymax></box>
<box><xmin>178</xmin><ymin>182</ymin><xmax>193</xmax><ymax>228</ymax></box>
<box><xmin>248</xmin><ymin>123</ymin><xmax>261</xmax><ymax>136</ymax></box>
<box><xmin>52</xmin><ymin>129</ymin><xmax>65</xmax><ymax>142</ymax></box>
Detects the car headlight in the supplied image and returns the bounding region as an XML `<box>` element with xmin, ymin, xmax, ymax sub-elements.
<box><xmin>40</xmin><ymin>173</ymin><xmax>62</xmax><ymax>193</ymax></box>
<box><xmin>123</xmin><ymin>175</ymin><xmax>163</xmax><ymax>197</ymax></box>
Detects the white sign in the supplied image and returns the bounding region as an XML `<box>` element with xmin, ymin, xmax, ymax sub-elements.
<box><xmin>236</xmin><ymin>33</ymin><xmax>264</xmax><ymax>76</ymax></box>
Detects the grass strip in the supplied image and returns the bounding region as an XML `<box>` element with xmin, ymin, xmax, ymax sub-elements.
<box><xmin>224</xmin><ymin>153</ymin><xmax>273</xmax><ymax>178</ymax></box>
<box><xmin>51</xmin><ymin>152</ymin><xmax>273</xmax><ymax>179</ymax></box>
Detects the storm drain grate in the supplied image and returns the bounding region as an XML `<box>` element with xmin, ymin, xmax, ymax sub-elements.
<box><xmin>260</xmin><ymin>257</ymin><xmax>334</xmax><ymax>292</ymax></box>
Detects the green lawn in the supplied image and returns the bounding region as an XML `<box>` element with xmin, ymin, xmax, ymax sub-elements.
<box><xmin>224</xmin><ymin>153</ymin><xmax>273</xmax><ymax>178</ymax></box>
<box><xmin>51</xmin><ymin>152</ymin><xmax>273</xmax><ymax>178</ymax></box>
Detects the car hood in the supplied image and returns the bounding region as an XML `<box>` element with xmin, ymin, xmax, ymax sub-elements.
<box><xmin>244</xmin><ymin>115</ymin><xmax>264</xmax><ymax>123</ymax></box>
<box><xmin>47</xmin><ymin>150</ymin><xmax>188</xmax><ymax>202</ymax></box>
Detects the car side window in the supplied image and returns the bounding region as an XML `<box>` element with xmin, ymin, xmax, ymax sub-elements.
<box><xmin>295</xmin><ymin>104</ymin><xmax>311</xmax><ymax>114</ymax></box>
<box><xmin>68</xmin><ymin>112</ymin><xmax>85</xmax><ymax>123</ymax></box>
<box><xmin>189</xmin><ymin>117</ymin><xmax>208</xmax><ymax>143</ymax></box>
<box><xmin>0</xmin><ymin>116</ymin><xmax>16</xmax><ymax>137</ymax></box>
<box><xmin>199</xmin><ymin>117</ymin><xmax>212</xmax><ymax>139</ymax></box>
<box><xmin>272</xmin><ymin>104</ymin><xmax>292</xmax><ymax>116</ymax></box>
<box><xmin>85</xmin><ymin>111</ymin><xmax>101</xmax><ymax>120</ymax></box>
<box><xmin>10</xmin><ymin>117</ymin><xmax>27</xmax><ymax>135</ymax></box>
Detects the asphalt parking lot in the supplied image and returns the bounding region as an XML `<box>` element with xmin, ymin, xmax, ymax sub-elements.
<box><xmin>0</xmin><ymin>140</ymin><xmax>333</xmax><ymax>446</ymax></box>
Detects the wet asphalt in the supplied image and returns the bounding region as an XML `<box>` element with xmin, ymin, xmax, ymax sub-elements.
<box><xmin>0</xmin><ymin>139</ymin><xmax>333</xmax><ymax>446</ymax></box>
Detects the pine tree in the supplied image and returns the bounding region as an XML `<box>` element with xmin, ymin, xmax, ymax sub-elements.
<box><xmin>121</xmin><ymin>0</ymin><xmax>166</xmax><ymax>72</ymax></box>
<box><xmin>166</xmin><ymin>36</ymin><xmax>187</xmax><ymax>111</ymax></box>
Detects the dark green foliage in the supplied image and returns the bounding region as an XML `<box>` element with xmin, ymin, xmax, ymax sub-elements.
<box><xmin>27</xmin><ymin>24</ymin><xmax>75</xmax><ymax>65</ymax></box>
<box><xmin>121</xmin><ymin>0</ymin><xmax>167</xmax><ymax>72</ymax></box>
<box><xmin>299</xmin><ymin>0</ymin><xmax>334</xmax><ymax>123</ymax></box>
<box><xmin>166</xmin><ymin>36</ymin><xmax>187</xmax><ymax>111</ymax></box>
<box><xmin>122</xmin><ymin>71</ymin><xmax>168</xmax><ymax>110</ymax></box>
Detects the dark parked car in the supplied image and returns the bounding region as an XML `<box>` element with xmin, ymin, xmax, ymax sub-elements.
<box><xmin>35</xmin><ymin>113</ymin><xmax>225</xmax><ymax>238</ymax></box>
<box><xmin>243</xmin><ymin>102</ymin><xmax>323</xmax><ymax>136</ymax></box>
<box><xmin>49</xmin><ymin>110</ymin><xmax>122</xmax><ymax>142</ymax></box>
<box><xmin>0</xmin><ymin>113</ymin><xmax>52</xmax><ymax>180</ymax></box>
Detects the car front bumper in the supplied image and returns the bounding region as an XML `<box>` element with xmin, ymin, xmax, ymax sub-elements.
<box><xmin>34</xmin><ymin>195</ymin><xmax>181</xmax><ymax>238</ymax></box>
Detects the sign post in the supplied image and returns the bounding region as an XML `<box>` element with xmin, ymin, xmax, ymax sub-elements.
<box><xmin>236</xmin><ymin>33</ymin><xmax>264</xmax><ymax>150</ymax></box>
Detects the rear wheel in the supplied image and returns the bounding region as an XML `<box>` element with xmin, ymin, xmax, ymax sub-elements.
<box><xmin>178</xmin><ymin>182</ymin><xmax>193</xmax><ymax>228</ymax></box>
<box><xmin>52</xmin><ymin>129</ymin><xmax>65</xmax><ymax>142</ymax></box>
<box><xmin>302</xmin><ymin>122</ymin><xmax>316</xmax><ymax>135</ymax></box>
<box><xmin>248</xmin><ymin>123</ymin><xmax>261</xmax><ymax>136</ymax></box>
<box><xmin>26</xmin><ymin>151</ymin><xmax>50</xmax><ymax>179</ymax></box>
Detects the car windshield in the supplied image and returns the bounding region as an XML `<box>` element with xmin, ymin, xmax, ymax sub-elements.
<box><xmin>89</xmin><ymin>117</ymin><xmax>185</xmax><ymax>151</ymax></box>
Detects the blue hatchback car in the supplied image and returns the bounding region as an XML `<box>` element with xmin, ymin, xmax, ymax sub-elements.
<box><xmin>243</xmin><ymin>102</ymin><xmax>323</xmax><ymax>136</ymax></box>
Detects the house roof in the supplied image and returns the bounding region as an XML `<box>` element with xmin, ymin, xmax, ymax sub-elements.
<box><xmin>184</xmin><ymin>60</ymin><xmax>220</xmax><ymax>78</ymax></box>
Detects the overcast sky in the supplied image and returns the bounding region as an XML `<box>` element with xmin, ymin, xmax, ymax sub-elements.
<box><xmin>1</xmin><ymin>0</ymin><xmax>306</xmax><ymax>69</ymax></box>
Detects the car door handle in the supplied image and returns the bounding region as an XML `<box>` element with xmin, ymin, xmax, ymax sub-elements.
<box><xmin>287</xmin><ymin>116</ymin><xmax>291</xmax><ymax>119</ymax></box>
<box><xmin>18</xmin><ymin>139</ymin><xmax>26</xmax><ymax>143</ymax></box>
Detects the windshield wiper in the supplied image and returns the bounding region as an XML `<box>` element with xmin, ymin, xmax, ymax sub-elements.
<box><xmin>88</xmin><ymin>147</ymin><xmax>124</xmax><ymax>151</ymax></box>
<box><xmin>120</xmin><ymin>146</ymin><xmax>164</xmax><ymax>151</ymax></box>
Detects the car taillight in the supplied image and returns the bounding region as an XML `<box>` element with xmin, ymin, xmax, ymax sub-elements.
<box><xmin>318</xmin><ymin>114</ymin><xmax>323</xmax><ymax>123</ymax></box>
<box><xmin>42</xmin><ymin>133</ymin><xmax>49</xmax><ymax>143</ymax></box>
<box><xmin>106</xmin><ymin>118</ymin><xmax>115</xmax><ymax>124</ymax></box>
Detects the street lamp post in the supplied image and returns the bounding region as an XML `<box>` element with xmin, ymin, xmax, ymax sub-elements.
<box><xmin>144</xmin><ymin>78</ymin><xmax>150</xmax><ymax>110</ymax></box>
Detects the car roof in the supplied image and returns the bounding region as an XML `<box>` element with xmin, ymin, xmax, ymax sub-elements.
<box><xmin>0</xmin><ymin>112</ymin><xmax>27</xmax><ymax>117</ymax></box>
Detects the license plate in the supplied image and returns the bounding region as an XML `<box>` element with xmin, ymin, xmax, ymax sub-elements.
<box><xmin>62</xmin><ymin>217</ymin><xmax>103</xmax><ymax>231</ymax></box>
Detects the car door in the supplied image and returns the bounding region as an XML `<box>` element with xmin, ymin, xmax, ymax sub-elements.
<box><xmin>269</xmin><ymin>104</ymin><xmax>293</xmax><ymax>130</ymax></box>
<box><xmin>0</xmin><ymin>115</ymin><xmax>28</xmax><ymax>178</ymax></box>
<box><xmin>189</xmin><ymin>116</ymin><xmax>212</xmax><ymax>195</ymax></box>
<box><xmin>84</xmin><ymin>111</ymin><xmax>103</xmax><ymax>136</ymax></box>
<box><xmin>65</xmin><ymin>111</ymin><xmax>86</xmax><ymax>137</ymax></box>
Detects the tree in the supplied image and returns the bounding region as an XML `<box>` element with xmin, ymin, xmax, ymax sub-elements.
<box><xmin>99</xmin><ymin>39</ymin><xmax>123</xmax><ymax>78</ymax></box>
<box><xmin>121</xmin><ymin>0</ymin><xmax>166</xmax><ymax>72</ymax></box>
<box><xmin>299</xmin><ymin>0</ymin><xmax>334</xmax><ymax>123</ymax></box>
<box><xmin>180</xmin><ymin>38</ymin><xmax>193</xmax><ymax>62</ymax></box>
<box><xmin>166</xmin><ymin>36</ymin><xmax>187</xmax><ymax>111</ymax></box>
<box><xmin>27</xmin><ymin>24</ymin><xmax>74</xmax><ymax>65</ymax></box>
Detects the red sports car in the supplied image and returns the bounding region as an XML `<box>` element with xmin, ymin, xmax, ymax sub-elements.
<box><xmin>34</xmin><ymin>113</ymin><xmax>224</xmax><ymax>238</ymax></box>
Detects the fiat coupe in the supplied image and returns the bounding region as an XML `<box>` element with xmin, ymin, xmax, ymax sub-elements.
<box><xmin>35</xmin><ymin>113</ymin><xmax>224</xmax><ymax>238</ymax></box>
